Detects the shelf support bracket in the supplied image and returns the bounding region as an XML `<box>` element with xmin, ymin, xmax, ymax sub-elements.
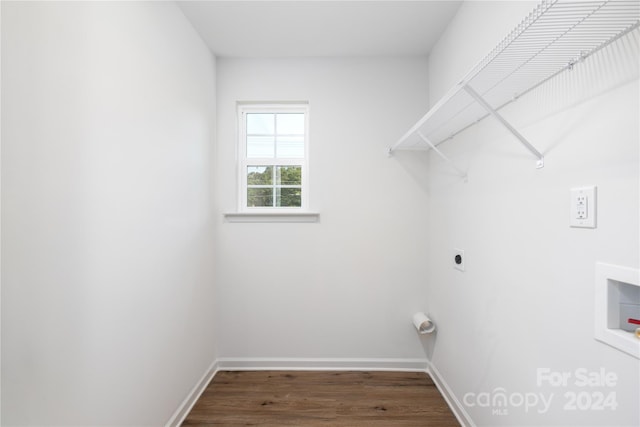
<box><xmin>416</xmin><ymin>131</ymin><xmax>467</xmax><ymax>181</ymax></box>
<box><xmin>463</xmin><ymin>85</ymin><xmax>544</xmax><ymax>169</ymax></box>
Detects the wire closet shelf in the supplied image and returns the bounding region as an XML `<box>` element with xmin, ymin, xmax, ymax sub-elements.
<box><xmin>389</xmin><ymin>0</ymin><xmax>640</xmax><ymax>173</ymax></box>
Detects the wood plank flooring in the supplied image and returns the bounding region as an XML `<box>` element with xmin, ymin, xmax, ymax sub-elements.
<box><xmin>182</xmin><ymin>371</ymin><xmax>459</xmax><ymax>426</ymax></box>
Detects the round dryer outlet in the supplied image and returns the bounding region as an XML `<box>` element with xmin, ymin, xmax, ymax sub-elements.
<box><xmin>453</xmin><ymin>249</ymin><xmax>465</xmax><ymax>272</ymax></box>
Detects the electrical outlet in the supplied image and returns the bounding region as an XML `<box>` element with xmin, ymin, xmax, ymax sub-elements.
<box><xmin>570</xmin><ymin>186</ymin><xmax>596</xmax><ymax>228</ymax></box>
<box><xmin>453</xmin><ymin>249</ymin><xmax>465</xmax><ymax>272</ymax></box>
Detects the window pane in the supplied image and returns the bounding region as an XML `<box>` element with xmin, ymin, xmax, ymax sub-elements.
<box><xmin>246</xmin><ymin>113</ymin><xmax>274</xmax><ymax>134</ymax></box>
<box><xmin>276</xmin><ymin>113</ymin><xmax>305</xmax><ymax>135</ymax></box>
<box><xmin>247</xmin><ymin>188</ymin><xmax>273</xmax><ymax>207</ymax></box>
<box><xmin>276</xmin><ymin>166</ymin><xmax>301</xmax><ymax>185</ymax></box>
<box><xmin>247</xmin><ymin>136</ymin><xmax>274</xmax><ymax>158</ymax></box>
<box><xmin>276</xmin><ymin>136</ymin><xmax>304</xmax><ymax>158</ymax></box>
<box><xmin>276</xmin><ymin>187</ymin><xmax>302</xmax><ymax>207</ymax></box>
<box><xmin>247</xmin><ymin>166</ymin><xmax>273</xmax><ymax>185</ymax></box>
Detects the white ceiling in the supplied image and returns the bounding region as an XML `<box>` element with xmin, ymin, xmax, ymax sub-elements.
<box><xmin>177</xmin><ymin>1</ymin><xmax>462</xmax><ymax>58</ymax></box>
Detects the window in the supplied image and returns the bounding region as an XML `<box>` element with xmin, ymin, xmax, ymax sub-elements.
<box><xmin>238</xmin><ymin>103</ymin><xmax>309</xmax><ymax>212</ymax></box>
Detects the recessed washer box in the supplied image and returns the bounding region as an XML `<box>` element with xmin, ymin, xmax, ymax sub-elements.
<box><xmin>594</xmin><ymin>263</ymin><xmax>640</xmax><ymax>359</ymax></box>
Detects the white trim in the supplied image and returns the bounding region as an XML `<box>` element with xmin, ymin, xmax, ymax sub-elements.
<box><xmin>224</xmin><ymin>212</ymin><xmax>320</xmax><ymax>223</ymax></box>
<box><xmin>165</xmin><ymin>359</ymin><xmax>219</xmax><ymax>427</ymax></box>
<box><xmin>594</xmin><ymin>262</ymin><xmax>640</xmax><ymax>359</ymax></box>
<box><xmin>427</xmin><ymin>360</ymin><xmax>475</xmax><ymax>427</ymax></box>
<box><xmin>216</xmin><ymin>357</ymin><xmax>428</xmax><ymax>372</ymax></box>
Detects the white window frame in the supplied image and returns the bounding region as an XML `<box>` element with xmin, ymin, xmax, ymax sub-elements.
<box><xmin>237</xmin><ymin>102</ymin><xmax>310</xmax><ymax>213</ymax></box>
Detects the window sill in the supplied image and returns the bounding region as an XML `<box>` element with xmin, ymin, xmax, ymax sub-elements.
<box><xmin>224</xmin><ymin>212</ymin><xmax>320</xmax><ymax>223</ymax></box>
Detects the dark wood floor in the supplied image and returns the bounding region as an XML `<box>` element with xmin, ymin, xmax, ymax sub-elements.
<box><xmin>182</xmin><ymin>370</ymin><xmax>459</xmax><ymax>426</ymax></box>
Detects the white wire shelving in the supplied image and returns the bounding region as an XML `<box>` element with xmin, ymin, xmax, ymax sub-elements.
<box><xmin>389</xmin><ymin>0</ymin><xmax>640</xmax><ymax>176</ymax></box>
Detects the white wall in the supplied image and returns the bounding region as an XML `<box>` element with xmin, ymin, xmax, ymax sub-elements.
<box><xmin>1</xmin><ymin>2</ymin><xmax>217</xmax><ymax>425</ymax></box>
<box><xmin>427</xmin><ymin>2</ymin><xmax>639</xmax><ymax>426</ymax></box>
<box><xmin>215</xmin><ymin>58</ymin><xmax>432</xmax><ymax>365</ymax></box>
<box><xmin>428</xmin><ymin>1</ymin><xmax>536</xmax><ymax>104</ymax></box>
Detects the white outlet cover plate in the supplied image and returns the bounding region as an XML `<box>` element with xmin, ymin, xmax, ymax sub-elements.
<box><xmin>570</xmin><ymin>186</ymin><xmax>597</xmax><ymax>228</ymax></box>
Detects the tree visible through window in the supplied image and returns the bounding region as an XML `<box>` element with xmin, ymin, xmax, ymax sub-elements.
<box><xmin>247</xmin><ymin>166</ymin><xmax>302</xmax><ymax>207</ymax></box>
<box><xmin>238</xmin><ymin>104</ymin><xmax>309</xmax><ymax>211</ymax></box>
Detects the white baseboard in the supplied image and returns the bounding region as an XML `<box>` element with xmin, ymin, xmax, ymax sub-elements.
<box><xmin>216</xmin><ymin>357</ymin><xmax>429</xmax><ymax>372</ymax></box>
<box><xmin>427</xmin><ymin>360</ymin><xmax>475</xmax><ymax>427</ymax></box>
<box><xmin>165</xmin><ymin>359</ymin><xmax>219</xmax><ymax>427</ymax></box>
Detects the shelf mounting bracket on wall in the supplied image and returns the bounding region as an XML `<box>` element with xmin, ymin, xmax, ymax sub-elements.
<box><xmin>463</xmin><ymin>85</ymin><xmax>544</xmax><ymax>169</ymax></box>
<box><xmin>416</xmin><ymin>131</ymin><xmax>468</xmax><ymax>181</ymax></box>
